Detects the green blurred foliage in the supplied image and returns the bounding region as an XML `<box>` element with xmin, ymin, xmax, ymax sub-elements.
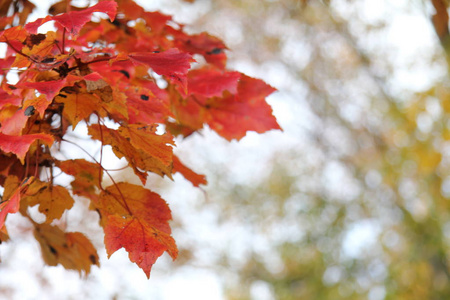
<box><xmin>174</xmin><ymin>0</ymin><xmax>450</xmax><ymax>299</ymax></box>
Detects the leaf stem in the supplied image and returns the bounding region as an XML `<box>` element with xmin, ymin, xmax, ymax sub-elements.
<box><xmin>4</xmin><ymin>40</ymin><xmax>38</xmax><ymax>64</ymax></box>
<box><xmin>62</xmin><ymin>28</ymin><xmax>66</xmax><ymax>54</ymax></box>
<box><xmin>95</xmin><ymin>113</ymin><xmax>104</xmax><ymax>189</ymax></box>
<box><xmin>60</xmin><ymin>137</ymin><xmax>130</xmax><ymax>211</ymax></box>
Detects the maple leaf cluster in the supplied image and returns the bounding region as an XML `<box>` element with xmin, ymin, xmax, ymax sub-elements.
<box><xmin>0</xmin><ymin>0</ymin><xmax>280</xmax><ymax>278</ymax></box>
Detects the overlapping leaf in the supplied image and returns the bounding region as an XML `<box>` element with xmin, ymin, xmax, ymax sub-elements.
<box><xmin>0</xmin><ymin>105</ymin><xmax>29</xmax><ymax>135</ymax></box>
<box><xmin>0</xmin><ymin>0</ymin><xmax>281</xmax><ymax>279</ymax></box>
<box><xmin>0</xmin><ymin>132</ymin><xmax>54</xmax><ymax>163</ymax></box>
<box><xmin>94</xmin><ymin>183</ymin><xmax>177</xmax><ymax>278</ymax></box>
<box><xmin>22</xmin><ymin>179</ymin><xmax>75</xmax><ymax>223</ymax></box>
<box><xmin>0</xmin><ymin>176</ymin><xmax>33</xmax><ymax>229</ymax></box>
<box><xmin>173</xmin><ymin>73</ymin><xmax>280</xmax><ymax>140</ymax></box>
<box><xmin>34</xmin><ymin>223</ymin><xmax>99</xmax><ymax>275</ymax></box>
<box><xmin>56</xmin><ymin>159</ymin><xmax>101</xmax><ymax>199</ymax></box>
<box><xmin>88</xmin><ymin>124</ymin><xmax>174</xmax><ymax>183</ymax></box>
<box><xmin>128</xmin><ymin>49</ymin><xmax>194</xmax><ymax>91</ymax></box>
<box><xmin>25</xmin><ymin>1</ymin><xmax>117</xmax><ymax>35</ymax></box>
<box><xmin>173</xmin><ymin>155</ymin><xmax>207</xmax><ymax>187</ymax></box>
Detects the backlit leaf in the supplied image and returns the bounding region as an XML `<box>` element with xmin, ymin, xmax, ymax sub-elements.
<box><xmin>94</xmin><ymin>183</ymin><xmax>177</xmax><ymax>278</ymax></box>
<box><xmin>56</xmin><ymin>91</ymin><xmax>103</xmax><ymax>129</ymax></box>
<box><xmin>56</xmin><ymin>159</ymin><xmax>100</xmax><ymax>199</ymax></box>
<box><xmin>88</xmin><ymin>124</ymin><xmax>174</xmax><ymax>183</ymax></box>
<box><xmin>0</xmin><ymin>176</ymin><xmax>33</xmax><ymax>229</ymax></box>
<box><xmin>34</xmin><ymin>223</ymin><xmax>99</xmax><ymax>275</ymax></box>
<box><xmin>0</xmin><ymin>132</ymin><xmax>54</xmax><ymax>163</ymax></box>
<box><xmin>188</xmin><ymin>68</ymin><xmax>240</xmax><ymax>97</ymax></box>
<box><xmin>25</xmin><ymin>1</ymin><xmax>117</xmax><ymax>35</ymax></box>
<box><xmin>22</xmin><ymin>179</ymin><xmax>75</xmax><ymax>223</ymax></box>
<box><xmin>129</xmin><ymin>49</ymin><xmax>194</xmax><ymax>91</ymax></box>
<box><xmin>0</xmin><ymin>106</ymin><xmax>29</xmax><ymax>135</ymax></box>
<box><xmin>173</xmin><ymin>155</ymin><xmax>207</xmax><ymax>187</ymax></box>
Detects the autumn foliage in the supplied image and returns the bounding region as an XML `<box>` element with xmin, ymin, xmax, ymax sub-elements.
<box><xmin>0</xmin><ymin>0</ymin><xmax>280</xmax><ymax>278</ymax></box>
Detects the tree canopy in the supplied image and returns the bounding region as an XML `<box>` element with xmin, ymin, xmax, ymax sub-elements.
<box><xmin>0</xmin><ymin>0</ymin><xmax>279</xmax><ymax>279</ymax></box>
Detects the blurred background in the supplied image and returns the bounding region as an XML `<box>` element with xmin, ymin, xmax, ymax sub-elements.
<box><xmin>2</xmin><ymin>0</ymin><xmax>450</xmax><ymax>299</ymax></box>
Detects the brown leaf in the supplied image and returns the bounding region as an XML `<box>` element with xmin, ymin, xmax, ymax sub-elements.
<box><xmin>34</xmin><ymin>223</ymin><xmax>99</xmax><ymax>275</ymax></box>
<box><xmin>22</xmin><ymin>179</ymin><xmax>74</xmax><ymax>223</ymax></box>
<box><xmin>431</xmin><ymin>0</ymin><xmax>449</xmax><ymax>41</ymax></box>
<box><xmin>56</xmin><ymin>159</ymin><xmax>101</xmax><ymax>200</ymax></box>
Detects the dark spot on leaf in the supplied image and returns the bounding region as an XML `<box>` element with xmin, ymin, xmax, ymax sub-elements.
<box><xmin>28</xmin><ymin>34</ymin><xmax>46</xmax><ymax>46</ymax></box>
<box><xmin>41</xmin><ymin>57</ymin><xmax>56</xmax><ymax>64</ymax></box>
<box><xmin>38</xmin><ymin>185</ymin><xmax>48</xmax><ymax>193</ymax></box>
<box><xmin>40</xmin><ymin>159</ymin><xmax>52</xmax><ymax>167</ymax></box>
<box><xmin>116</xmin><ymin>70</ymin><xmax>130</xmax><ymax>78</ymax></box>
<box><xmin>24</xmin><ymin>106</ymin><xmax>35</xmax><ymax>116</ymax></box>
<box><xmin>140</xmin><ymin>94</ymin><xmax>149</xmax><ymax>101</ymax></box>
<box><xmin>208</xmin><ymin>48</ymin><xmax>223</xmax><ymax>55</ymax></box>
<box><xmin>111</xmin><ymin>19</ymin><xmax>121</xmax><ymax>27</ymax></box>
<box><xmin>153</xmin><ymin>51</ymin><xmax>160</xmax><ymax>53</ymax></box>
<box><xmin>89</xmin><ymin>254</ymin><xmax>97</xmax><ymax>264</ymax></box>
<box><xmin>49</xmin><ymin>246</ymin><xmax>57</xmax><ymax>255</ymax></box>
<box><xmin>8</xmin><ymin>85</ymin><xmax>16</xmax><ymax>90</ymax></box>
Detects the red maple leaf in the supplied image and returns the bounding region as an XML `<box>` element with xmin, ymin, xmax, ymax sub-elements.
<box><xmin>188</xmin><ymin>68</ymin><xmax>240</xmax><ymax>97</ymax></box>
<box><xmin>173</xmin><ymin>155</ymin><xmax>207</xmax><ymax>187</ymax></box>
<box><xmin>128</xmin><ymin>49</ymin><xmax>194</xmax><ymax>92</ymax></box>
<box><xmin>0</xmin><ymin>0</ymin><xmax>282</xmax><ymax>278</ymax></box>
<box><xmin>0</xmin><ymin>132</ymin><xmax>54</xmax><ymax>163</ymax></box>
<box><xmin>173</xmin><ymin>74</ymin><xmax>281</xmax><ymax>140</ymax></box>
<box><xmin>25</xmin><ymin>1</ymin><xmax>117</xmax><ymax>35</ymax></box>
<box><xmin>22</xmin><ymin>79</ymin><xmax>69</xmax><ymax>100</ymax></box>
<box><xmin>94</xmin><ymin>183</ymin><xmax>178</xmax><ymax>278</ymax></box>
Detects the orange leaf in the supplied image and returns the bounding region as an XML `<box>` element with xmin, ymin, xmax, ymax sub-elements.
<box><xmin>56</xmin><ymin>91</ymin><xmax>103</xmax><ymax>129</ymax></box>
<box><xmin>0</xmin><ymin>225</ymin><xmax>9</xmax><ymax>243</ymax></box>
<box><xmin>0</xmin><ymin>105</ymin><xmax>29</xmax><ymax>135</ymax></box>
<box><xmin>0</xmin><ymin>176</ymin><xmax>33</xmax><ymax>229</ymax></box>
<box><xmin>173</xmin><ymin>155</ymin><xmax>206</xmax><ymax>187</ymax></box>
<box><xmin>56</xmin><ymin>159</ymin><xmax>100</xmax><ymax>199</ymax></box>
<box><xmin>23</xmin><ymin>94</ymin><xmax>51</xmax><ymax>118</ymax></box>
<box><xmin>12</xmin><ymin>31</ymin><xmax>59</xmax><ymax>69</ymax></box>
<box><xmin>118</xmin><ymin>124</ymin><xmax>174</xmax><ymax>163</ymax></box>
<box><xmin>95</xmin><ymin>183</ymin><xmax>177</xmax><ymax>278</ymax></box>
<box><xmin>88</xmin><ymin>124</ymin><xmax>174</xmax><ymax>183</ymax></box>
<box><xmin>22</xmin><ymin>179</ymin><xmax>74</xmax><ymax>223</ymax></box>
<box><xmin>0</xmin><ymin>25</ymin><xmax>27</xmax><ymax>43</ymax></box>
<box><xmin>34</xmin><ymin>223</ymin><xmax>99</xmax><ymax>275</ymax></box>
